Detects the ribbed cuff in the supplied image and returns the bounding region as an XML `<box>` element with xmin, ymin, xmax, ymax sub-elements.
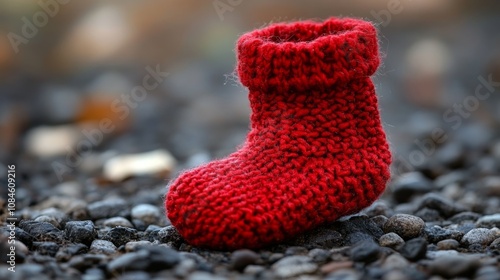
<box><xmin>237</xmin><ymin>17</ymin><xmax>380</xmax><ymax>91</ymax></box>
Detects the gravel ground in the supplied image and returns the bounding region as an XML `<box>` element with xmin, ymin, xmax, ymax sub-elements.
<box><xmin>1</xmin><ymin>134</ymin><xmax>500</xmax><ymax>280</ymax></box>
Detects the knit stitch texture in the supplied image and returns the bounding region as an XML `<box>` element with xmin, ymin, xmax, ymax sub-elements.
<box><xmin>166</xmin><ymin>17</ymin><xmax>392</xmax><ymax>250</ymax></box>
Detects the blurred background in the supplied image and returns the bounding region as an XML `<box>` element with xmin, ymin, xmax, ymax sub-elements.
<box><xmin>1</xmin><ymin>0</ymin><xmax>500</xmax><ymax>201</ymax></box>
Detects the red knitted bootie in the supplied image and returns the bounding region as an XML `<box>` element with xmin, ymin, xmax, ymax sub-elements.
<box><xmin>166</xmin><ymin>17</ymin><xmax>391</xmax><ymax>250</ymax></box>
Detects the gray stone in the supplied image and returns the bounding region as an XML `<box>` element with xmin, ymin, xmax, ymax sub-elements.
<box><xmin>308</xmin><ymin>248</ymin><xmax>331</xmax><ymax>262</ymax></box>
<box><xmin>103</xmin><ymin>227</ymin><xmax>138</xmax><ymax>247</ymax></box>
<box><xmin>131</xmin><ymin>204</ymin><xmax>161</xmax><ymax>225</ymax></box>
<box><xmin>107</xmin><ymin>246</ymin><xmax>180</xmax><ymax>272</ymax></box>
<box><xmin>125</xmin><ymin>240</ymin><xmax>153</xmax><ymax>252</ymax></box>
<box><xmin>90</xmin><ymin>239</ymin><xmax>117</xmax><ymax>255</ymax></box>
<box><xmin>271</xmin><ymin>255</ymin><xmax>318</xmax><ymax>278</ymax></box>
<box><xmin>418</xmin><ymin>193</ymin><xmax>466</xmax><ymax>218</ymax></box>
<box><xmin>424</xmin><ymin>225</ymin><xmax>463</xmax><ymax>243</ymax></box>
<box><xmin>449</xmin><ymin>211</ymin><xmax>481</xmax><ymax>224</ymax></box>
<box><xmin>33</xmin><ymin>241</ymin><xmax>59</xmax><ymax>256</ymax></box>
<box><xmin>384</xmin><ymin>214</ymin><xmax>425</xmax><ymax>240</ymax></box>
<box><xmin>428</xmin><ymin>255</ymin><xmax>480</xmax><ymax>278</ymax></box>
<box><xmin>289</xmin><ymin>227</ymin><xmax>343</xmax><ymax>249</ymax></box>
<box><xmin>19</xmin><ymin>220</ymin><xmax>64</xmax><ymax>242</ymax></box>
<box><xmin>390</xmin><ymin>172</ymin><xmax>433</xmax><ymax>203</ymax></box>
<box><xmin>65</xmin><ymin>220</ymin><xmax>97</xmax><ymax>246</ymax></box>
<box><xmin>56</xmin><ymin>243</ymin><xmax>88</xmax><ymax>262</ymax></box>
<box><xmin>102</xmin><ymin>217</ymin><xmax>134</xmax><ymax>228</ymax></box>
<box><xmin>370</xmin><ymin>215</ymin><xmax>388</xmax><ymax>229</ymax></box>
<box><xmin>399</xmin><ymin>238</ymin><xmax>427</xmax><ymax>261</ymax></box>
<box><xmin>244</xmin><ymin>265</ymin><xmax>266</xmax><ymax>274</ymax></box>
<box><xmin>187</xmin><ymin>272</ymin><xmax>227</xmax><ymax>280</ymax></box>
<box><xmin>436</xmin><ymin>239</ymin><xmax>460</xmax><ymax>250</ymax></box>
<box><xmin>87</xmin><ymin>199</ymin><xmax>129</xmax><ymax>220</ymax></box>
<box><xmin>34</xmin><ymin>215</ymin><xmax>61</xmax><ymax>229</ymax></box>
<box><xmin>350</xmin><ymin>240</ymin><xmax>381</xmax><ymax>263</ymax></box>
<box><xmin>461</xmin><ymin>228</ymin><xmax>497</xmax><ymax>246</ymax></box>
<box><xmin>230</xmin><ymin>249</ymin><xmax>260</xmax><ymax>271</ymax></box>
<box><xmin>154</xmin><ymin>225</ymin><xmax>183</xmax><ymax>248</ymax></box>
<box><xmin>476</xmin><ymin>214</ymin><xmax>500</xmax><ymax>228</ymax></box>
<box><xmin>379</xmin><ymin>232</ymin><xmax>405</xmax><ymax>249</ymax></box>
<box><xmin>334</xmin><ymin>216</ymin><xmax>384</xmax><ymax>245</ymax></box>
<box><xmin>381</xmin><ymin>253</ymin><xmax>409</xmax><ymax>270</ymax></box>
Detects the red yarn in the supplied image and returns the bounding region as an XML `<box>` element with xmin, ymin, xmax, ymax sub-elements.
<box><xmin>166</xmin><ymin>17</ymin><xmax>391</xmax><ymax>250</ymax></box>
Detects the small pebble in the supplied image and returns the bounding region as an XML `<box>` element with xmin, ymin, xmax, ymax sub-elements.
<box><xmin>19</xmin><ymin>220</ymin><xmax>64</xmax><ymax>242</ymax></box>
<box><xmin>308</xmin><ymin>248</ymin><xmax>331</xmax><ymax>262</ymax></box>
<box><xmin>131</xmin><ymin>204</ymin><xmax>161</xmax><ymax>225</ymax></box>
<box><xmin>102</xmin><ymin>217</ymin><xmax>134</xmax><ymax>228</ymax></box>
<box><xmin>65</xmin><ymin>220</ymin><xmax>97</xmax><ymax>246</ymax></box>
<box><xmin>87</xmin><ymin>198</ymin><xmax>129</xmax><ymax>220</ymax></box>
<box><xmin>450</xmin><ymin>212</ymin><xmax>481</xmax><ymax>224</ymax></box>
<box><xmin>33</xmin><ymin>242</ymin><xmax>60</xmax><ymax>256</ymax></box>
<box><xmin>103</xmin><ymin>149</ymin><xmax>176</xmax><ymax>182</ymax></box>
<box><xmin>90</xmin><ymin>239</ymin><xmax>117</xmax><ymax>255</ymax></box>
<box><xmin>244</xmin><ymin>265</ymin><xmax>266</xmax><ymax>275</ymax></box>
<box><xmin>428</xmin><ymin>255</ymin><xmax>480</xmax><ymax>278</ymax></box>
<box><xmin>399</xmin><ymin>238</ymin><xmax>427</xmax><ymax>261</ymax></box>
<box><xmin>370</xmin><ymin>215</ymin><xmax>388</xmax><ymax>229</ymax></box>
<box><xmin>390</xmin><ymin>172</ymin><xmax>433</xmax><ymax>203</ymax></box>
<box><xmin>103</xmin><ymin>227</ymin><xmax>138</xmax><ymax>247</ymax></box>
<box><xmin>436</xmin><ymin>239</ymin><xmax>460</xmax><ymax>250</ymax></box>
<box><xmin>476</xmin><ymin>214</ymin><xmax>500</xmax><ymax>228</ymax></box>
<box><xmin>384</xmin><ymin>214</ymin><xmax>425</xmax><ymax>240</ymax></box>
<box><xmin>418</xmin><ymin>193</ymin><xmax>466</xmax><ymax>218</ymax></box>
<box><xmin>350</xmin><ymin>240</ymin><xmax>381</xmax><ymax>263</ymax></box>
<box><xmin>461</xmin><ymin>228</ymin><xmax>497</xmax><ymax>246</ymax></box>
<box><xmin>125</xmin><ymin>240</ymin><xmax>153</xmax><ymax>252</ymax></box>
<box><xmin>320</xmin><ymin>261</ymin><xmax>353</xmax><ymax>274</ymax></box>
<box><xmin>424</xmin><ymin>225</ymin><xmax>463</xmax><ymax>243</ymax></box>
<box><xmin>34</xmin><ymin>215</ymin><xmax>61</xmax><ymax>229</ymax></box>
<box><xmin>379</xmin><ymin>232</ymin><xmax>405</xmax><ymax>249</ymax></box>
<box><xmin>271</xmin><ymin>256</ymin><xmax>318</xmax><ymax>278</ymax></box>
<box><xmin>230</xmin><ymin>249</ymin><xmax>260</xmax><ymax>271</ymax></box>
<box><xmin>381</xmin><ymin>254</ymin><xmax>409</xmax><ymax>270</ymax></box>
